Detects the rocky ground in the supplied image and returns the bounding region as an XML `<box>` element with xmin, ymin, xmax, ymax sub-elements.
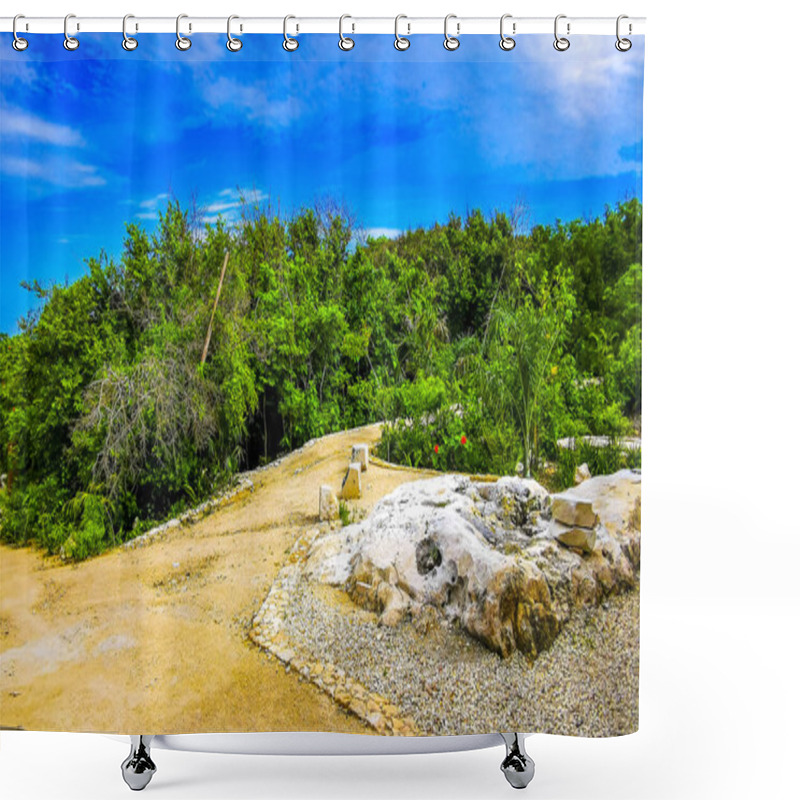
<box><xmin>282</xmin><ymin>579</ymin><xmax>639</xmax><ymax>736</ymax></box>
<box><xmin>250</xmin><ymin>467</ymin><xmax>641</xmax><ymax>737</ymax></box>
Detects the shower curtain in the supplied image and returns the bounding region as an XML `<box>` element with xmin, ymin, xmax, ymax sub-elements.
<box><xmin>0</xmin><ymin>29</ymin><xmax>643</xmax><ymax>738</ymax></box>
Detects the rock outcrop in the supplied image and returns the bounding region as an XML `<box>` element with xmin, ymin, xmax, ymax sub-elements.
<box><xmin>304</xmin><ymin>470</ymin><xmax>641</xmax><ymax>659</ymax></box>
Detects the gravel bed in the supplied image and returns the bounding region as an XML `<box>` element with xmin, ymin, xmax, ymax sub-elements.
<box><xmin>282</xmin><ymin>577</ymin><xmax>639</xmax><ymax>737</ymax></box>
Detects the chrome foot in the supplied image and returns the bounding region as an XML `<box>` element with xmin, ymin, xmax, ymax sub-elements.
<box><xmin>500</xmin><ymin>733</ymin><xmax>535</xmax><ymax>789</ymax></box>
<box><xmin>121</xmin><ymin>736</ymin><xmax>156</xmax><ymax>791</ymax></box>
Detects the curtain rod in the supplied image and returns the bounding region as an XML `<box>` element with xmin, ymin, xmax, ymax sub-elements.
<box><xmin>1</xmin><ymin>16</ymin><xmax>646</xmax><ymax>36</ymax></box>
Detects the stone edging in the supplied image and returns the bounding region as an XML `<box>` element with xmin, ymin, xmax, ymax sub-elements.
<box><xmin>248</xmin><ymin>529</ymin><xmax>420</xmax><ymax>736</ymax></box>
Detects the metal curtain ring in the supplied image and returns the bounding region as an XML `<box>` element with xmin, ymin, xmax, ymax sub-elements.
<box><xmin>122</xmin><ymin>14</ymin><xmax>138</xmax><ymax>51</ymax></box>
<box><xmin>499</xmin><ymin>14</ymin><xmax>515</xmax><ymax>51</ymax></box>
<box><xmin>63</xmin><ymin>13</ymin><xmax>79</xmax><ymax>51</ymax></box>
<box><xmin>444</xmin><ymin>14</ymin><xmax>460</xmax><ymax>51</ymax></box>
<box><xmin>394</xmin><ymin>15</ymin><xmax>410</xmax><ymax>51</ymax></box>
<box><xmin>283</xmin><ymin>15</ymin><xmax>299</xmax><ymax>51</ymax></box>
<box><xmin>176</xmin><ymin>14</ymin><xmax>192</xmax><ymax>50</ymax></box>
<box><xmin>553</xmin><ymin>14</ymin><xmax>570</xmax><ymax>51</ymax></box>
<box><xmin>227</xmin><ymin>15</ymin><xmax>242</xmax><ymax>51</ymax></box>
<box><xmin>12</xmin><ymin>14</ymin><xmax>29</xmax><ymax>51</ymax></box>
<box><xmin>339</xmin><ymin>14</ymin><xmax>354</xmax><ymax>50</ymax></box>
<box><xmin>616</xmin><ymin>14</ymin><xmax>632</xmax><ymax>51</ymax></box>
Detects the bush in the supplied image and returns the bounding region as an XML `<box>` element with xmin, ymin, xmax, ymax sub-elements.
<box><xmin>1</xmin><ymin>198</ymin><xmax>641</xmax><ymax>559</ymax></box>
<box><xmin>554</xmin><ymin>439</ymin><xmax>642</xmax><ymax>490</ymax></box>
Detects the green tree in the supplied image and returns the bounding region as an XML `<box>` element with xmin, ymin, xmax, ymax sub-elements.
<box><xmin>484</xmin><ymin>266</ymin><xmax>576</xmax><ymax>476</ymax></box>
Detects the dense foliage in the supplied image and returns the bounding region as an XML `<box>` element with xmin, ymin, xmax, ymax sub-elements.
<box><xmin>0</xmin><ymin>197</ymin><xmax>641</xmax><ymax>559</ymax></box>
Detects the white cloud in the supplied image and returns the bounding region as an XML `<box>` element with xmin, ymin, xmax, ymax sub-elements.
<box><xmin>365</xmin><ymin>227</ymin><xmax>403</xmax><ymax>240</ymax></box>
<box><xmin>0</xmin><ymin>61</ymin><xmax>37</xmax><ymax>86</ymax></box>
<box><xmin>139</xmin><ymin>193</ymin><xmax>171</xmax><ymax>210</ymax></box>
<box><xmin>1</xmin><ymin>155</ymin><xmax>105</xmax><ymax>187</ymax></box>
<box><xmin>1</xmin><ymin>108</ymin><xmax>85</xmax><ymax>147</ymax></box>
<box><xmin>135</xmin><ymin>193</ymin><xmax>171</xmax><ymax>218</ymax></box>
<box><xmin>132</xmin><ymin>188</ymin><xmax>268</xmax><ymax>224</ymax></box>
<box><xmin>202</xmin><ymin>75</ymin><xmax>298</xmax><ymax>128</ymax></box>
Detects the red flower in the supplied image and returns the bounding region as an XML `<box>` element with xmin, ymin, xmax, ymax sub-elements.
<box><xmin>460</xmin><ymin>435</ymin><xmax>467</xmax><ymax>445</ymax></box>
<box><xmin>434</xmin><ymin>444</ymin><xmax>439</xmax><ymax>454</ymax></box>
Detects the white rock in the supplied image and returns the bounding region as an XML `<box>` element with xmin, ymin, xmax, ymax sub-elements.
<box><xmin>550</xmin><ymin>521</ymin><xmax>597</xmax><ymax>553</ymax></box>
<box><xmin>341</xmin><ymin>462</ymin><xmax>362</xmax><ymax>500</ymax></box>
<box><xmin>574</xmin><ymin>462</ymin><xmax>591</xmax><ymax>485</ymax></box>
<box><xmin>351</xmin><ymin>444</ymin><xmax>369</xmax><ymax>472</ymax></box>
<box><xmin>551</xmin><ymin>494</ymin><xmax>598</xmax><ymax>528</ymax></box>
<box><xmin>319</xmin><ymin>485</ymin><xmax>339</xmax><ymax>521</ymax></box>
<box><xmin>304</xmin><ymin>471</ymin><xmax>641</xmax><ymax>659</ymax></box>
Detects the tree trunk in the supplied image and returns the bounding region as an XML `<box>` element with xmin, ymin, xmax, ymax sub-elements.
<box><xmin>200</xmin><ymin>251</ymin><xmax>230</xmax><ymax>365</ymax></box>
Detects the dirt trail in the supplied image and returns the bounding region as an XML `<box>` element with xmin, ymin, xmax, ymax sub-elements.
<box><xmin>0</xmin><ymin>424</ymin><xmax>424</xmax><ymax>733</ymax></box>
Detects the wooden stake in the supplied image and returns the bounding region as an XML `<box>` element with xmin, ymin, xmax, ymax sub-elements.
<box><xmin>201</xmin><ymin>250</ymin><xmax>230</xmax><ymax>366</ymax></box>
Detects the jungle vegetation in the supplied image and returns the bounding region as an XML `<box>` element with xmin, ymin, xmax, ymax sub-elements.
<box><xmin>0</xmin><ymin>197</ymin><xmax>641</xmax><ymax>559</ymax></box>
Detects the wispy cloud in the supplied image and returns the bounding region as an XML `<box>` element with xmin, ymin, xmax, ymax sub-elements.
<box><xmin>133</xmin><ymin>188</ymin><xmax>268</xmax><ymax>225</ymax></box>
<box><xmin>1</xmin><ymin>155</ymin><xmax>105</xmax><ymax>187</ymax></box>
<box><xmin>135</xmin><ymin>193</ymin><xmax>171</xmax><ymax>219</ymax></box>
<box><xmin>2</xmin><ymin>108</ymin><xmax>85</xmax><ymax>147</ymax></box>
<box><xmin>202</xmin><ymin>75</ymin><xmax>298</xmax><ymax>128</ymax></box>
<box><xmin>0</xmin><ymin>60</ymin><xmax>37</xmax><ymax>86</ymax></box>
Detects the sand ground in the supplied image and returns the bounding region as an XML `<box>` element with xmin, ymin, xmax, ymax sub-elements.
<box><xmin>0</xmin><ymin>424</ymin><xmax>427</xmax><ymax>733</ymax></box>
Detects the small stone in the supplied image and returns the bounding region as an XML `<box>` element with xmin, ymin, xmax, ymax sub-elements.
<box><xmin>351</xmin><ymin>444</ymin><xmax>369</xmax><ymax>472</ymax></box>
<box><xmin>574</xmin><ymin>463</ymin><xmax>591</xmax><ymax>485</ymax></box>
<box><xmin>341</xmin><ymin>462</ymin><xmax>362</xmax><ymax>500</ymax></box>
<box><xmin>350</xmin><ymin>698</ymin><xmax>367</xmax><ymax>718</ymax></box>
<box><xmin>551</xmin><ymin>494</ymin><xmax>598</xmax><ymax>528</ymax></box>
<box><xmin>319</xmin><ymin>485</ymin><xmax>339</xmax><ymax>521</ymax></box>
<box><xmin>551</xmin><ymin>522</ymin><xmax>597</xmax><ymax>553</ymax></box>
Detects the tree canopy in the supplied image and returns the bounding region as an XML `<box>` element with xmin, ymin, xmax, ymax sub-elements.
<box><xmin>0</xmin><ymin>197</ymin><xmax>642</xmax><ymax>559</ymax></box>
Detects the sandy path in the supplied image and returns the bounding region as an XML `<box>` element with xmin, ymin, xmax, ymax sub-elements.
<box><xmin>0</xmin><ymin>424</ymin><xmax>422</xmax><ymax>733</ymax></box>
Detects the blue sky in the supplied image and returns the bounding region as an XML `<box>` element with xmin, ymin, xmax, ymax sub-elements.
<box><xmin>0</xmin><ymin>34</ymin><xmax>643</xmax><ymax>332</ymax></box>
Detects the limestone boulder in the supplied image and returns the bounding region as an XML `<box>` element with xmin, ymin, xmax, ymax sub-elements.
<box><xmin>304</xmin><ymin>471</ymin><xmax>640</xmax><ymax>660</ymax></box>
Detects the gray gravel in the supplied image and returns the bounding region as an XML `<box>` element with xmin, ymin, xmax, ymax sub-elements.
<box><xmin>282</xmin><ymin>578</ymin><xmax>639</xmax><ymax>737</ymax></box>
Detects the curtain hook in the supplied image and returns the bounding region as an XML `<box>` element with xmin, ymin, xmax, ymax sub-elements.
<box><xmin>394</xmin><ymin>14</ymin><xmax>410</xmax><ymax>51</ymax></box>
<box><xmin>616</xmin><ymin>14</ymin><xmax>632</xmax><ymax>51</ymax></box>
<box><xmin>227</xmin><ymin>15</ymin><xmax>242</xmax><ymax>51</ymax></box>
<box><xmin>444</xmin><ymin>14</ymin><xmax>460</xmax><ymax>51</ymax></box>
<box><xmin>12</xmin><ymin>14</ymin><xmax>29</xmax><ymax>51</ymax></box>
<box><xmin>339</xmin><ymin>14</ymin><xmax>355</xmax><ymax>50</ymax></box>
<box><xmin>176</xmin><ymin>14</ymin><xmax>192</xmax><ymax>50</ymax></box>
<box><xmin>499</xmin><ymin>14</ymin><xmax>515</xmax><ymax>51</ymax></box>
<box><xmin>122</xmin><ymin>14</ymin><xmax>138</xmax><ymax>51</ymax></box>
<box><xmin>283</xmin><ymin>15</ymin><xmax>299</xmax><ymax>51</ymax></box>
<box><xmin>63</xmin><ymin>13</ymin><xmax>79</xmax><ymax>51</ymax></box>
<box><xmin>553</xmin><ymin>14</ymin><xmax>570</xmax><ymax>51</ymax></box>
